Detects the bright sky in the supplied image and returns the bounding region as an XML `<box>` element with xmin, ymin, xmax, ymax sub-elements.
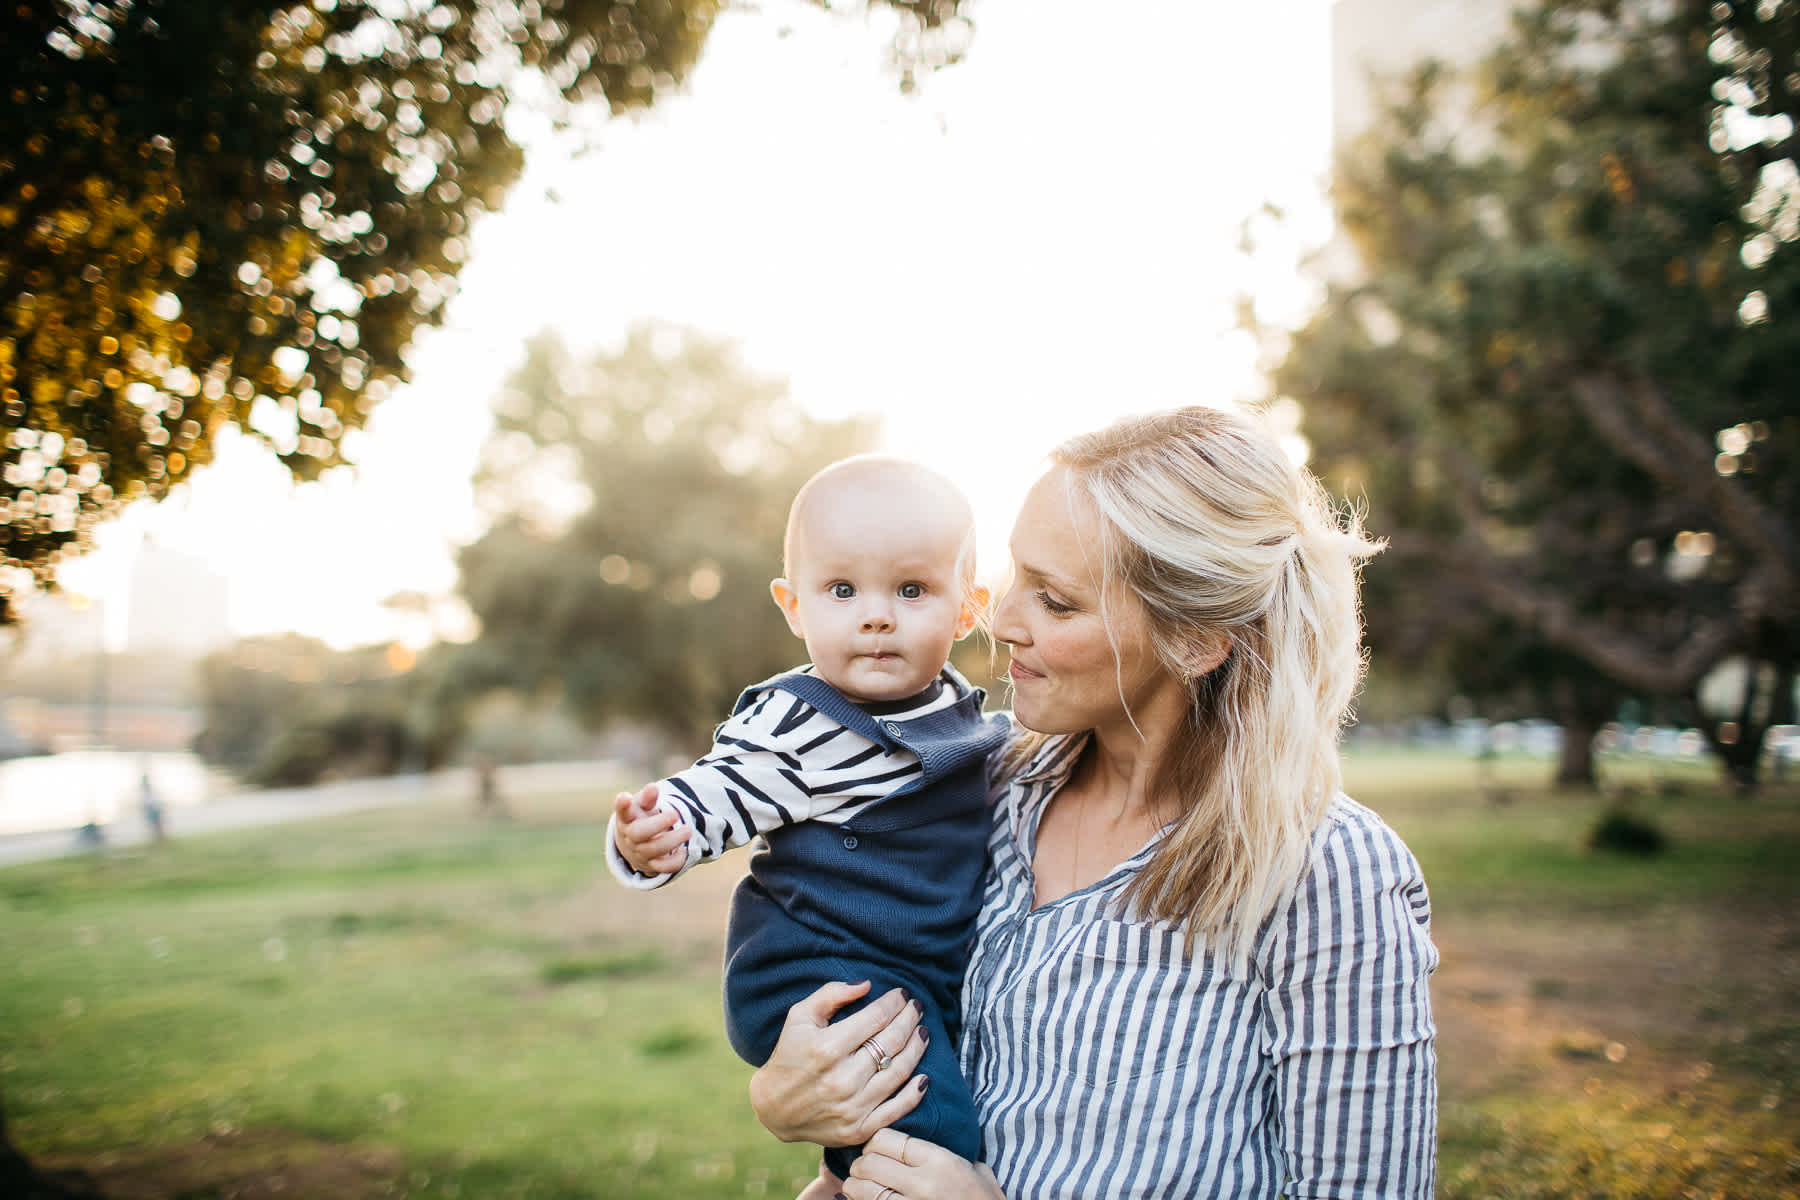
<box><xmin>57</xmin><ymin>0</ymin><xmax>1335</xmax><ymax>649</ymax></box>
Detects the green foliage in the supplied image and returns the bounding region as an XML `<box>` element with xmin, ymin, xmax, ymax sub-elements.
<box><xmin>1272</xmin><ymin>0</ymin><xmax>1800</xmax><ymax>787</ymax></box>
<box><xmin>0</xmin><ymin>0</ymin><xmax>972</xmax><ymax>622</ymax></box>
<box><xmin>1586</xmin><ymin>805</ymin><xmax>1670</xmax><ymax>855</ymax></box>
<box><xmin>254</xmin><ymin>707</ymin><xmax>422</xmax><ymax>786</ymax></box>
<box><xmin>447</xmin><ymin>324</ymin><xmax>876</xmax><ymax>745</ymax></box>
<box><xmin>192</xmin><ymin>633</ymin><xmax>447</xmax><ymax>784</ymax></box>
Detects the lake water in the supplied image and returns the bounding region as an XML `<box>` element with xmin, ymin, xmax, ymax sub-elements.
<box><xmin>0</xmin><ymin>750</ymin><xmax>228</xmax><ymax>836</ymax></box>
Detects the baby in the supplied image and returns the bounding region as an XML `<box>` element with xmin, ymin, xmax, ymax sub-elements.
<box><xmin>608</xmin><ymin>454</ymin><xmax>1008</xmax><ymax>1180</ymax></box>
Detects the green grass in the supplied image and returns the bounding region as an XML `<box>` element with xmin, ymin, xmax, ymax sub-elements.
<box><xmin>1437</xmin><ymin>1088</ymin><xmax>1799</xmax><ymax>1200</ymax></box>
<box><xmin>540</xmin><ymin>949</ymin><xmax>669</xmax><ymax>985</ymax></box>
<box><xmin>3</xmin><ymin>752</ymin><xmax>1797</xmax><ymax>1198</ymax></box>
<box><xmin>1346</xmin><ymin>748</ymin><xmax>1792</xmax><ymax>910</ymax></box>
<box><xmin>1344</xmin><ymin>747</ymin><xmax>1800</xmax><ymax>1198</ymax></box>
<box><xmin>1</xmin><ymin>794</ymin><xmax>820</xmax><ymax>1199</ymax></box>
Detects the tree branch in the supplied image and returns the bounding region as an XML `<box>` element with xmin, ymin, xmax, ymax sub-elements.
<box><xmin>1386</xmin><ymin>530</ymin><xmax>1745</xmax><ymax>694</ymax></box>
<box><xmin>1571</xmin><ymin>371</ymin><xmax>1800</xmax><ymax>614</ymax></box>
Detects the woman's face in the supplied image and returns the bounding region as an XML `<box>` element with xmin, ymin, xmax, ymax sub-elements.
<box><xmin>993</xmin><ymin>466</ymin><xmax>1190</xmax><ymax>743</ymax></box>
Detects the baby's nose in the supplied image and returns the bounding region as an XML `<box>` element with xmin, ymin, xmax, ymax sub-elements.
<box><xmin>860</xmin><ymin>602</ymin><xmax>895</xmax><ymax>632</ymax></box>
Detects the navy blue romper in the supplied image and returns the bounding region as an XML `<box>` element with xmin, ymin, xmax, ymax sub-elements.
<box><xmin>722</xmin><ymin>670</ymin><xmax>1011</xmax><ymax>1177</ymax></box>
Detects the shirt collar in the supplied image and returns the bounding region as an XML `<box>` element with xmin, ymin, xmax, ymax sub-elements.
<box><xmin>1012</xmin><ymin>730</ymin><xmax>1089</xmax><ymax>785</ymax></box>
<box><xmin>1000</xmin><ymin>731</ymin><xmax>1086</xmax><ymax>857</ymax></box>
<box><xmin>1003</xmin><ymin>732</ymin><xmax>1176</xmax><ymax>887</ymax></box>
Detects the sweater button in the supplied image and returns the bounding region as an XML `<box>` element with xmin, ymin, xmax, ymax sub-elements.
<box><xmin>842</xmin><ymin>835</ymin><xmax>859</xmax><ymax>850</ymax></box>
<box><xmin>882</xmin><ymin>722</ymin><xmax>902</xmax><ymax>735</ymax></box>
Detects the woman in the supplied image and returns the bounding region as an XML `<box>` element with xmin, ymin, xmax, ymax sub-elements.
<box><xmin>749</xmin><ymin>406</ymin><xmax>1438</xmax><ymax>1198</ymax></box>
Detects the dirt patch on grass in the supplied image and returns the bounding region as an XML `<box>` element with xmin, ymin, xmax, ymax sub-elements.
<box><xmin>1432</xmin><ymin>896</ymin><xmax>1800</xmax><ymax>1105</ymax></box>
<box><xmin>40</xmin><ymin>1128</ymin><xmax>404</xmax><ymax>1200</ymax></box>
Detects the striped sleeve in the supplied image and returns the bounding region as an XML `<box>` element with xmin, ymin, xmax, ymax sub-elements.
<box><xmin>1257</xmin><ymin>803</ymin><xmax>1439</xmax><ymax>1198</ymax></box>
<box><xmin>604</xmin><ymin>687</ymin><xmax>924</xmax><ymax>890</ymax></box>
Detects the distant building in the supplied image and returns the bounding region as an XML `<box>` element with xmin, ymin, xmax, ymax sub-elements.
<box><xmin>1330</xmin><ymin>0</ymin><xmax>1514</xmax><ymax>145</ymax></box>
<box><xmin>124</xmin><ymin>543</ymin><xmax>232</xmax><ymax>656</ymax></box>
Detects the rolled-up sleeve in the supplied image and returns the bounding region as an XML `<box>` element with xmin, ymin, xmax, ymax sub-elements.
<box><xmin>1258</xmin><ymin>806</ymin><xmax>1439</xmax><ymax>1198</ymax></box>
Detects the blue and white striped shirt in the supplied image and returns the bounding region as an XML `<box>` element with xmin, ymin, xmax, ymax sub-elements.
<box><xmin>961</xmin><ymin>734</ymin><xmax>1438</xmax><ymax>1198</ymax></box>
<box><xmin>605</xmin><ymin>669</ymin><xmax>959</xmax><ymax>889</ymax></box>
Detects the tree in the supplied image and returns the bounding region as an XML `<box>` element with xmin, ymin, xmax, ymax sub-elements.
<box><xmin>1358</xmin><ymin>557</ymin><xmax>1627</xmax><ymax>788</ymax></box>
<box><xmin>1269</xmin><ymin>0</ymin><xmax>1799</xmax><ymax>789</ymax></box>
<box><xmin>445</xmin><ymin>323</ymin><xmax>874</xmax><ymax>748</ymax></box>
<box><xmin>192</xmin><ymin>632</ymin><xmax>449</xmax><ymax>784</ymax></box>
<box><xmin>0</xmin><ymin>0</ymin><xmax>973</xmax><ymax>623</ymax></box>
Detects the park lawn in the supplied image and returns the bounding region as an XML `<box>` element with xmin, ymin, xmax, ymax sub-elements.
<box><xmin>0</xmin><ymin>750</ymin><xmax>1794</xmax><ymax>1198</ymax></box>
<box><xmin>1344</xmin><ymin>747</ymin><xmax>1800</xmax><ymax>1199</ymax></box>
<box><xmin>1</xmin><ymin>792</ymin><xmax>821</xmax><ymax>1199</ymax></box>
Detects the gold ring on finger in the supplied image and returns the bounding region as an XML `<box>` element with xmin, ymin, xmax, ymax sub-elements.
<box><xmin>877</xmin><ymin>1189</ymin><xmax>898</xmax><ymax>1200</ymax></box>
<box><xmin>861</xmin><ymin>1035</ymin><xmax>894</xmax><ymax>1071</ymax></box>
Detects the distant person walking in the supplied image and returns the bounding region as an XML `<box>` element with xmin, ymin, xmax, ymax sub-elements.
<box><xmin>474</xmin><ymin>754</ymin><xmax>509</xmax><ymax>819</ymax></box>
<box><xmin>140</xmin><ymin>768</ymin><xmax>166</xmax><ymax>843</ymax></box>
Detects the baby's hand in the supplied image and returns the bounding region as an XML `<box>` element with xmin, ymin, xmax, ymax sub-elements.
<box><xmin>612</xmin><ymin>783</ymin><xmax>690</xmax><ymax>876</ymax></box>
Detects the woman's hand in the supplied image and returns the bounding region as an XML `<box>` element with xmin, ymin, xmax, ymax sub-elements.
<box><xmin>748</xmin><ymin>980</ymin><xmax>930</xmax><ymax>1147</ymax></box>
<box><xmin>843</xmin><ymin>1129</ymin><xmax>1006</xmax><ymax>1200</ymax></box>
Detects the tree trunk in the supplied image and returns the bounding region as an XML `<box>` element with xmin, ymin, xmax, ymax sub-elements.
<box><xmin>1693</xmin><ymin>666</ymin><xmax>1774</xmax><ymax>795</ymax></box>
<box><xmin>1712</xmin><ymin>659</ymin><xmax>1799</xmax><ymax>794</ymax></box>
<box><xmin>1554</xmin><ymin>714</ymin><xmax>1600</xmax><ymax>788</ymax></box>
<box><xmin>1767</xmin><ymin>661</ymin><xmax>1797</xmax><ymax>785</ymax></box>
<box><xmin>1550</xmin><ymin>681</ymin><xmax>1611</xmax><ymax>790</ymax></box>
<box><xmin>1712</xmin><ymin>734</ymin><xmax>1761</xmax><ymax>794</ymax></box>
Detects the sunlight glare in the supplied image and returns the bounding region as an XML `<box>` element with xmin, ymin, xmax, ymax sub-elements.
<box><xmin>53</xmin><ymin>0</ymin><xmax>1334</xmax><ymax>650</ymax></box>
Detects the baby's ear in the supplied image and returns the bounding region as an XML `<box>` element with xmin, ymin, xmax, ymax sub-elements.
<box><xmin>954</xmin><ymin>584</ymin><xmax>992</xmax><ymax>640</ymax></box>
<box><xmin>769</xmin><ymin>578</ymin><xmax>807</xmax><ymax>638</ymax></box>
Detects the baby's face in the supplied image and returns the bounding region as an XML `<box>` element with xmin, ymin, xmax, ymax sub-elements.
<box><xmin>774</xmin><ymin>491</ymin><xmax>977</xmax><ymax>704</ymax></box>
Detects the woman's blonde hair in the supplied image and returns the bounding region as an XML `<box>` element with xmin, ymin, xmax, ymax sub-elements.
<box><xmin>1019</xmin><ymin>405</ymin><xmax>1381</xmax><ymax>964</ymax></box>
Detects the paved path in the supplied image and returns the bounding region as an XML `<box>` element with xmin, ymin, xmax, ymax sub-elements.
<box><xmin>0</xmin><ymin>760</ymin><xmax>613</xmax><ymax>868</ymax></box>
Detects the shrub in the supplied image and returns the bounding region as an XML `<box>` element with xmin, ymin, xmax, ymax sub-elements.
<box><xmin>1586</xmin><ymin>808</ymin><xmax>1668</xmax><ymax>856</ymax></box>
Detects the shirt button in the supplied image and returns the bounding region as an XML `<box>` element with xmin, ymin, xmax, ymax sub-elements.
<box><xmin>842</xmin><ymin>835</ymin><xmax>859</xmax><ymax>850</ymax></box>
<box><xmin>882</xmin><ymin>722</ymin><xmax>902</xmax><ymax>735</ymax></box>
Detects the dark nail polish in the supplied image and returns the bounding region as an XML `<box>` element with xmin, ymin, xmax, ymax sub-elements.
<box><xmin>919</xmin><ymin>1026</ymin><xmax>930</xmax><ymax>1045</ymax></box>
<box><xmin>834</xmin><ymin>1193</ymin><xmax>849</xmax><ymax>1200</ymax></box>
<box><xmin>918</xmin><ymin>1074</ymin><xmax>931</xmax><ymax>1093</ymax></box>
<box><xmin>911</xmin><ymin>998</ymin><xmax>923</xmax><ymax>1015</ymax></box>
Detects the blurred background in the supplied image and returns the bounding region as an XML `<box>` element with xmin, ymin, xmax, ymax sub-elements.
<box><xmin>2</xmin><ymin>1</ymin><xmax>1796</xmax><ymax>1197</ymax></box>
<box><xmin>5</xmin><ymin>0</ymin><xmax>1335</xmax><ymax>816</ymax></box>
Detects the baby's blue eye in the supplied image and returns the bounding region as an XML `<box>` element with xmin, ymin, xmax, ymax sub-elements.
<box><xmin>899</xmin><ymin>583</ymin><xmax>924</xmax><ymax>599</ymax></box>
<box><xmin>831</xmin><ymin>582</ymin><xmax>855</xmax><ymax>599</ymax></box>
